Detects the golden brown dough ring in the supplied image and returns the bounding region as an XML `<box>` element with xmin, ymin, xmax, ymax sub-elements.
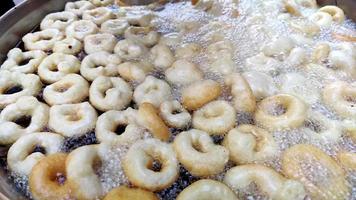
<box><xmin>103</xmin><ymin>186</ymin><xmax>159</xmax><ymax>200</ymax></box>
<box><xmin>225</xmin><ymin>73</ymin><xmax>256</xmax><ymax>113</ymax></box>
<box><xmin>138</xmin><ymin>102</ymin><xmax>170</xmax><ymax>141</ymax></box>
<box><xmin>282</xmin><ymin>144</ymin><xmax>349</xmax><ymax>200</ymax></box>
<box><xmin>255</xmin><ymin>94</ymin><xmax>307</xmax><ymax>131</ymax></box>
<box><xmin>337</xmin><ymin>152</ymin><xmax>356</xmax><ymax>170</ymax></box>
<box><xmin>29</xmin><ymin>153</ymin><xmax>74</xmax><ymax>200</ymax></box>
<box><xmin>182</xmin><ymin>79</ymin><xmax>221</xmax><ymax>111</ymax></box>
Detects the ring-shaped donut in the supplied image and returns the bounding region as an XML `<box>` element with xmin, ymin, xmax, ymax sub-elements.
<box><xmin>0</xmin><ymin>48</ymin><xmax>46</xmax><ymax>74</ymax></box>
<box><xmin>159</xmin><ymin>100</ymin><xmax>191</xmax><ymax>129</ymax></box>
<box><xmin>114</xmin><ymin>39</ymin><xmax>149</xmax><ymax>61</ymax></box>
<box><xmin>223</xmin><ymin>125</ymin><xmax>278</xmax><ymax>164</ymax></box>
<box><xmin>177</xmin><ymin>179</ymin><xmax>238</xmax><ymax>200</ymax></box>
<box><xmin>124</xmin><ymin>27</ymin><xmax>160</xmax><ymax>47</ymax></box>
<box><xmin>104</xmin><ymin>186</ymin><xmax>158</xmax><ymax>200</ymax></box>
<box><xmin>101</xmin><ymin>19</ymin><xmax>129</xmax><ymax>36</ymax></box>
<box><xmin>133</xmin><ymin>76</ymin><xmax>172</xmax><ymax>107</ymax></box>
<box><xmin>254</xmin><ymin>94</ymin><xmax>307</xmax><ymax>131</ymax></box>
<box><xmin>309</xmin><ymin>12</ymin><xmax>333</xmax><ymax>27</ymax></box>
<box><xmin>225</xmin><ymin>73</ymin><xmax>256</xmax><ymax>113</ymax></box>
<box><xmin>84</xmin><ymin>33</ymin><xmax>117</xmax><ymax>54</ymax></box>
<box><xmin>38</xmin><ymin>53</ymin><xmax>81</xmax><ymax>84</ymax></box>
<box><xmin>89</xmin><ymin>76</ymin><xmax>133</xmax><ymax>111</ymax></box>
<box><xmin>165</xmin><ymin>60</ymin><xmax>203</xmax><ymax>85</ymax></box>
<box><xmin>95</xmin><ymin>109</ymin><xmax>145</xmax><ymax>145</ymax></box>
<box><xmin>49</xmin><ymin>102</ymin><xmax>98</xmax><ymax>137</ymax></box>
<box><xmin>319</xmin><ymin>5</ymin><xmax>345</xmax><ymax>23</ymax></box>
<box><xmin>80</xmin><ymin>52</ymin><xmax>122</xmax><ymax>81</ymax></box>
<box><xmin>65</xmin><ymin>20</ymin><xmax>99</xmax><ymax>41</ymax></box>
<box><xmin>224</xmin><ymin>164</ymin><xmax>306</xmax><ymax>200</ymax></box>
<box><xmin>192</xmin><ymin>100</ymin><xmax>236</xmax><ymax>135</ymax></box>
<box><xmin>138</xmin><ymin>102</ymin><xmax>170</xmax><ymax>141</ymax></box>
<box><xmin>0</xmin><ymin>70</ymin><xmax>42</xmax><ymax>108</ymax></box>
<box><xmin>0</xmin><ymin>96</ymin><xmax>49</xmax><ymax>145</ymax></box>
<box><xmin>182</xmin><ymin>79</ymin><xmax>222</xmax><ymax>111</ymax></box>
<box><xmin>125</xmin><ymin>10</ymin><xmax>154</xmax><ymax>27</ymax></box>
<box><xmin>7</xmin><ymin>132</ymin><xmax>64</xmax><ymax>176</ymax></box>
<box><xmin>282</xmin><ymin>144</ymin><xmax>349</xmax><ymax>199</ymax></box>
<box><xmin>83</xmin><ymin>7</ymin><xmax>114</xmax><ymax>25</ymax></box>
<box><xmin>150</xmin><ymin>44</ymin><xmax>175</xmax><ymax>70</ymax></box>
<box><xmin>118</xmin><ymin>61</ymin><xmax>153</xmax><ymax>83</ymax></box>
<box><xmin>29</xmin><ymin>153</ymin><xmax>74</xmax><ymax>200</ymax></box>
<box><xmin>65</xmin><ymin>1</ymin><xmax>95</xmax><ymax>17</ymax></box>
<box><xmin>40</xmin><ymin>11</ymin><xmax>78</xmax><ymax>31</ymax></box>
<box><xmin>123</xmin><ymin>138</ymin><xmax>179</xmax><ymax>191</ymax></box>
<box><xmin>173</xmin><ymin>129</ymin><xmax>229</xmax><ymax>176</ymax></box>
<box><xmin>53</xmin><ymin>37</ymin><xmax>83</xmax><ymax>55</ymax></box>
<box><xmin>89</xmin><ymin>0</ymin><xmax>114</xmax><ymax>6</ymax></box>
<box><xmin>22</xmin><ymin>29</ymin><xmax>64</xmax><ymax>51</ymax></box>
<box><xmin>43</xmin><ymin>74</ymin><xmax>89</xmax><ymax>105</ymax></box>
<box><xmin>322</xmin><ymin>81</ymin><xmax>356</xmax><ymax>119</ymax></box>
<box><xmin>66</xmin><ymin>144</ymin><xmax>109</xmax><ymax>199</ymax></box>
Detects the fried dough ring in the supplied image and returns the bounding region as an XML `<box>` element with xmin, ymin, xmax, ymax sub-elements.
<box><xmin>103</xmin><ymin>186</ymin><xmax>158</xmax><ymax>200</ymax></box>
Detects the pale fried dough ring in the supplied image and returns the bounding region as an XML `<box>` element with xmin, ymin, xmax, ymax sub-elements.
<box><xmin>165</xmin><ymin>60</ymin><xmax>203</xmax><ymax>86</ymax></box>
<box><xmin>83</xmin><ymin>7</ymin><xmax>114</xmax><ymax>25</ymax></box>
<box><xmin>84</xmin><ymin>33</ymin><xmax>117</xmax><ymax>54</ymax></box>
<box><xmin>224</xmin><ymin>164</ymin><xmax>306</xmax><ymax>200</ymax></box>
<box><xmin>40</xmin><ymin>11</ymin><xmax>78</xmax><ymax>31</ymax></box>
<box><xmin>65</xmin><ymin>1</ymin><xmax>95</xmax><ymax>17</ymax></box>
<box><xmin>53</xmin><ymin>37</ymin><xmax>83</xmax><ymax>55</ymax></box>
<box><xmin>29</xmin><ymin>153</ymin><xmax>74</xmax><ymax>200</ymax></box>
<box><xmin>223</xmin><ymin>125</ymin><xmax>278</xmax><ymax>164</ymax></box>
<box><xmin>282</xmin><ymin>144</ymin><xmax>349</xmax><ymax>199</ymax></box>
<box><xmin>182</xmin><ymin>79</ymin><xmax>221</xmax><ymax>111</ymax></box>
<box><xmin>319</xmin><ymin>5</ymin><xmax>345</xmax><ymax>23</ymax></box>
<box><xmin>118</xmin><ymin>61</ymin><xmax>153</xmax><ymax>83</ymax></box>
<box><xmin>192</xmin><ymin>100</ymin><xmax>236</xmax><ymax>135</ymax></box>
<box><xmin>255</xmin><ymin>94</ymin><xmax>307</xmax><ymax>131</ymax></box>
<box><xmin>225</xmin><ymin>73</ymin><xmax>256</xmax><ymax>113</ymax></box>
<box><xmin>177</xmin><ymin>179</ymin><xmax>238</xmax><ymax>200</ymax></box>
<box><xmin>65</xmin><ymin>20</ymin><xmax>99</xmax><ymax>41</ymax></box>
<box><xmin>22</xmin><ymin>29</ymin><xmax>64</xmax><ymax>51</ymax></box>
<box><xmin>124</xmin><ymin>27</ymin><xmax>160</xmax><ymax>47</ymax></box>
<box><xmin>123</xmin><ymin>138</ymin><xmax>179</xmax><ymax>191</ymax></box>
<box><xmin>103</xmin><ymin>186</ymin><xmax>159</xmax><ymax>200</ymax></box>
<box><xmin>173</xmin><ymin>129</ymin><xmax>229</xmax><ymax>177</ymax></box>
<box><xmin>159</xmin><ymin>100</ymin><xmax>191</xmax><ymax>129</ymax></box>
<box><xmin>138</xmin><ymin>102</ymin><xmax>170</xmax><ymax>141</ymax></box>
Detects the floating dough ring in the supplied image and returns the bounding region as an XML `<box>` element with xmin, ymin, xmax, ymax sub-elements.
<box><xmin>118</xmin><ymin>61</ymin><xmax>153</xmax><ymax>83</ymax></box>
<box><xmin>53</xmin><ymin>37</ymin><xmax>83</xmax><ymax>55</ymax></box>
<box><xmin>65</xmin><ymin>1</ymin><xmax>95</xmax><ymax>17</ymax></box>
<box><xmin>165</xmin><ymin>59</ymin><xmax>203</xmax><ymax>86</ymax></box>
<box><xmin>65</xmin><ymin>20</ymin><xmax>99</xmax><ymax>41</ymax></box>
<box><xmin>80</xmin><ymin>52</ymin><xmax>121</xmax><ymax>81</ymax></box>
<box><xmin>224</xmin><ymin>164</ymin><xmax>306</xmax><ymax>200</ymax></box>
<box><xmin>337</xmin><ymin>152</ymin><xmax>356</xmax><ymax>170</ymax></box>
<box><xmin>150</xmin><ymin>44</ymin><xmax>175</xmax><ymax>70</ymax></box>
<box><xmin>309</xmin><ymin>11</ymin><xmax>333</xmax><ymax>27</ymax></box>
<box><xmin>38</xmin><ymin>53</ymin><xmax>81</xmax><ymax>84</ymax></box>
<box><xmin>95</xmin><ymin>109</ymin><xmax>144</xmax><ymax>145</ymax></box>
<box><xmin>0</xmin><ymin>70</ymin><xmax>42</xmax><ymax>108</ymax></box>
<box><xmin>114</xmin><ymin>39</ymin><xmax>148</xmax><ymax>60</ymax></box>
<box><xmin>177</xmin><ymin>179</ymin><xmax>238</xmax><ymax>200</ymax></box>
<box><xmin>282</xmin><ymin>144</ymin><xmax>349</xmax><ymax>199</ymax></box>
<box><xmin>138</xmin><ymin>102</ymin><xmax>170</xmax><ymax>141</ymax></box>
<box><xmin>225</xmin><ymin>73</ymin><xmax>256</xmax><ymax>113</ymax></box>
<box><xmin>29</xmin><ymin>153</ymin><xmax>74</xmax><ymax>200</ymax></box>
<box><xmin>193</xmin><ymin>100</ymin><xmax>236</xmax><ymax>135</ymax></box>
<box><xmin>254</xmin><ymin>94</ymin><xmax>307</xmax><ymax>131</ymax></box>
<box><xmin>7</xmin><ymin>132</ymin><xmax>64</xmax><ymax>176</ymax></box>
<box><xmin>66</xmin><ymin>144</ymin><xmax>109</xmax><ymax>200</ymax></box>
<box><xmin>182</xmin><ymin>79</ymin><xmax>221</xmax><ymax>111</ymax></box>
<box><xmin>125</xmin><ymin>10</ymin><xmax>154</xmax><ymax>27</ymax></box>
<box><xmin>223</xmin><ymin>125</ymin><xmax>278</xmax><ymax>164</ymax></box>
<box><xmin>207</xmin><ymin>40</ymin><xmax>233</xmax><ymax>61</ymax></box>
<box><xmin>43</xmin><ymin>74</ymin><xmax>89</xmax><ymax>105</ymax></box>
<box><xmin>133</xmin><ymin>76</ymin><xmax>172</xmax><ymax>107</ymax></box>
<box><xmin>101</xmin><ymin>19</ymin><xmax>129</xmax><ymax>36</ymax></box>
<box><xmin>22</xmin><ymin>29</ymin><xmax>64</xmax><ymax>51</ymax></box>
<box><xmin>89</xmin><ymin>76</ymin><xmax>132</xmax><ymax>111</ymax></box>
<box><xmin>103</xmin><ymin>186</ymin><xmax>159</xmax><ymax>200</ymax></box>
<box><xmin>322</xmin><ymin>81</ymin><xmax>356</xmax><ymax>119</ymax></box>
<box><xmin>160</xmin><ymin>100</ymin><xmax>191</xmax><ymax>129</ymax></box>
<box><xmin>40</xmin><ymin>11</ymin><xmax>78</xmax><ymax>31</ymax></box>
<box><xmin>175</xmin><ymin>43</ymin><xmax>201</xmax><ymax>59</ymax></box>
<box><xmin>319</xmin><ymin>5</ymin><xmax>345</xmax><ymax>24</ymax></box>
<box><xmin>124</xmin><ymin>27</ymin><xmax>160</xmax><ymax>47</ymax></box>
<box><xmin>84</xmin><ymin>33</ymin><xmax>117</xmax><ymax>54</ymax></box>
<box><xmin>0</xmin><ymin>48</ymin><xmax>46</xmax><ymax>73</ymax></box>
<box><xmin>123</xmin><ymin>138</ymin><xmax>179</xmax><ymax>191</ymax></box>
<box><xmin>83</xmin><ymin>7</ymin><xmax>114</xmax><ymax>25</ymax></box>
<box><xmin>0</xmin><ymin>96</ymin><xmax>49</xmax><ymax>145</ymax></box>
<box><xmin>49</xmin><ymin>102</ymin><xmax>98</xmax><ymax>137</ymax></box>
<box><xmin>173</xmin><ymin>129</ymin><xmax>229</xmax><ymax>177</ymax></box>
